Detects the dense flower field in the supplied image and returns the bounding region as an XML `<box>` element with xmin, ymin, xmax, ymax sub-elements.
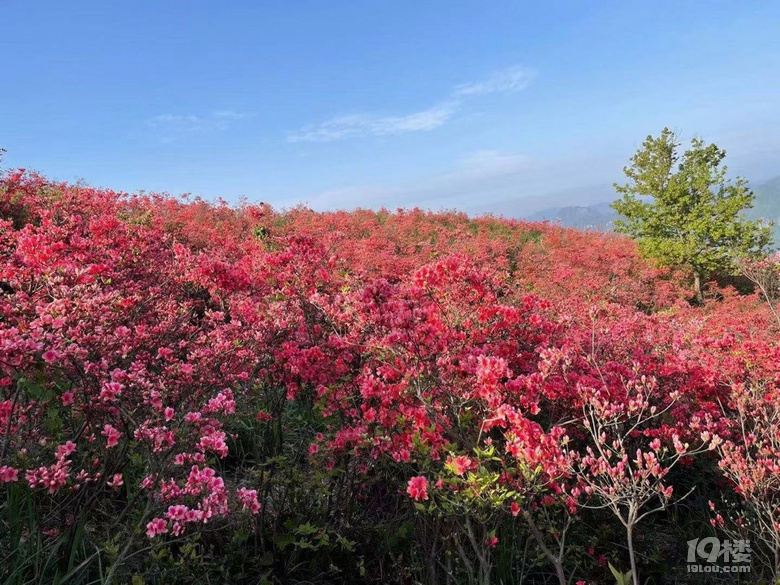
<box><xmin>1</xmin><ymin>169</ymin><xmax>780</xmax><ymax>584</ymax></box>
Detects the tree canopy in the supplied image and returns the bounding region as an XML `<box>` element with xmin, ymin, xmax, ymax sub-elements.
<box><xmin>611</xmin><ymin>128</ymin><xmax>772</xmax><ymax>301</ymax></box>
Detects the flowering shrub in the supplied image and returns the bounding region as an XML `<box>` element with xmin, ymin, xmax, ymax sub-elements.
<box><xmin>0</xmin><ymin>169</ymin><xmax>778</xmax><ymax>584</ymax></box>
<box><xmin>738</xmin><ymin>253</ymin><xmax>780</xmax><ymax>326</ymax></box>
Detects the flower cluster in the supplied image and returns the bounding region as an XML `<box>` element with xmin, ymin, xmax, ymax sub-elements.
<box><xmin>2</xmin><ymin>169</ymin><xmax>780</xmax><ymax>583</ymax></box>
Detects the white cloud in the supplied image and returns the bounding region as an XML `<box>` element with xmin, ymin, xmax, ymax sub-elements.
<box><xmin>145</xmin><ymin>111</ymin><xmax>250</xmax><ymax>141</ymax></box>
<box><xmin>287</xmin><ymin>65</ymin><xmax>535</xmax><ymax>143</ymax></box>
<box><xmin>213</xmin><ymin>110</ymin><xmax>248</xmax><ymax>120</ymax></box>
<box><xmin>287</xmin><ymin>102</ymin><xmax>457</xmax><ymax>143</ymax></box>
<box><xmin>147</xmin><ymin>114</ymin><xmax>208</xmax><ymax>128</ymax></box>
<box><xmin>454</xmin><ymin>66</ymin><xmax>536</xmax><ymax>96</ymax></box>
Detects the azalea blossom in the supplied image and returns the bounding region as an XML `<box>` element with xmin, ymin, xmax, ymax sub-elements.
<box><xmin>406</xmin><ymin>476</ymin><xmax>429</xmax><ymax>501</ymax></box>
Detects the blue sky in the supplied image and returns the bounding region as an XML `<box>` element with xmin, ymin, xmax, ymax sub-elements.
<box><xmin>2</xmin><ymin>1</ymin><xmax>779</xmax><ymax>215</ymax></box>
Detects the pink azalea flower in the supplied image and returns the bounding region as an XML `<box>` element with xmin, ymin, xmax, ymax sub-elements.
<box><xmin>56</xmin><ymin>441</ymin><xmax>77</xmax><ymax>460</ymax></box>
<box><xmin>0</xmin><ymin>466</ymin><xmax>19</xmax><ymax>483</ymax></box>
<box><xmin>146</xmin><ymin>518</ymin><xmax>168</xmax><ymax>538</ymax></box>
<box><xmin>107</xmin><ymin>473</ymin><xmax>124</xmax><ymax>489</ymax></box>
<box><xmin>407</xmin><ymin>476</ymin><xmax>429</xmax><ymax>501</ymax></box>
<box><xmin>99</xmin><ymin>381</ymin><xmax>123</xmax><ymax>401</ymax></box>
<box><xmin>447</xmin><ymin>455</ymin><xmax>476</xmax><ymax>476</ymax></box>
<box><xmin>166</xmin><ymin>505</ymin><xmax>189</xmax><ymax>522</ymax></box>
<box><xmin>102</xmin><ymin>424</ymin><xmax>121</xmax><ymax>449</ymax></box>
<box><xmin>237</xmin><ymin>487</ymin><xmax>262</xmax><ymax>514</ymax></box>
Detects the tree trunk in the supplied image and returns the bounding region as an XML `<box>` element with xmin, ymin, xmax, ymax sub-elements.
<box><xmin>693</xmin><ymin>271</ymin><xmax>703</xmax><ymax>304</ymax></box>
<box><xmin>627</xmin><ymin>523</ymin><xmax>639</xmax><ymax>585</ymax></box>
<box><xmin>521</xmin><ymin>509</ymin><xmax>566</xmax><ymax>585</ymax></box>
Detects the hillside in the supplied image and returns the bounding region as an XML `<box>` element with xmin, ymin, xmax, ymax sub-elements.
<box><xmin>2</xmin><ymin>170</ymin><xmax>780</xmax><ymax>585</ymax></box>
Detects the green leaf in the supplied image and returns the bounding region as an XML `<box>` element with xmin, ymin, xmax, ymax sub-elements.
<box><xmin>608</xmin><ymin>562</ymin><xmax>634</xmax><ymax>585</ymax></box>
<box><xmin>295</xmin><ymin>522</ymin><xmax>318</xmax><ymax>535</ymax></box>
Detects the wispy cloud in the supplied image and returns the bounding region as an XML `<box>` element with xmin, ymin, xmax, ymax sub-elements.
<box><xmin>147</xmin><ymin>114</ymin><xmax>213</xmax><ymax>128</ymax></box>
<box><xmin>288</xmin><ymin>65</ymin><xmax>534</xmax><ymax>143</ymax></box>
<box><xmin>287</xmin><ymin>102</ymin><xmax>457</xmax><ymax>143</ymax></box>
<box><xmin>146</xmin><ymin>111</ymin><xmax>251</xmax><ymax>142</ymax></box>
<box><xmin>454</xmin><ymin>66</ymin><xmax>536</xmax><ymax>96</ymax></box>
<box><xmin>213</xmin><ymin>110</ymin><xmax>248</xmax><ymax>120</ymax></box>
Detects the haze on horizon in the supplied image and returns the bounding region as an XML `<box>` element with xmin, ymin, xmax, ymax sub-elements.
<box><xmin>2</xmin><ymin>1</ymin><xmax>779</xmax><ymax>217</ymax></box>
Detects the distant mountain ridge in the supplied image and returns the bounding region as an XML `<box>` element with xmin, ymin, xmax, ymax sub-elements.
<box><xmin>748</xmin><ymin>176</ymin><xmax>780</xmax><ymax>245</ymax></box>
<box><xmin>523</xmin><ymin>176</ymin><xmax>780</xmax><ymax>244</ymax></box>
<box><xmin>526</xmin><ymin>201</ymin><xmax>617</xmax><ymax>230</ymax></box>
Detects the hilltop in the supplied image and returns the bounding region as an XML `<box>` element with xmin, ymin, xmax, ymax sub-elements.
<box><xmin>1</xmin><ymin>170</ymin><xmax>779</xmax><ymax>585</ymax></box>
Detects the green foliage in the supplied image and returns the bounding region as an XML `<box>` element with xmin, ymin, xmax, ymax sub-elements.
<box><xmin>252</xmin><ymin>225</ymin><xmax>270</xmax><ymax>240</ymax></box>
<box><xmin>612</xmin><ymin>128</ymin><xmax>772</xmax><ymax>298</ymax></box>
<box><xmin>608</xmin><ymin>562</ymin><xmax>634</xmax><ymax>585</ymax></box>
<box><xmin>1</xmin><ymin>482</ymin><xmax>104</xmax><ymax>585</ymax></box>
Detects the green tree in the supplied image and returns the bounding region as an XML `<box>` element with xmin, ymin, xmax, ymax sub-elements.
<box><xmin>612</xmin><ymin>128</ymin><xmax>772</xmax><ymax>302</ymax></box>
